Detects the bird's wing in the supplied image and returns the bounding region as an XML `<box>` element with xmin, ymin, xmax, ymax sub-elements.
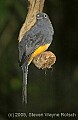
<box><xmin>18</xmin><ymin>30</ymin><xmax>45</xmax><ymax>66</ymax></box>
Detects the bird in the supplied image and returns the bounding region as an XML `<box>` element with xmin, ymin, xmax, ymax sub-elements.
<box><xmin>18</xmin><ymin>12</ymin><xmax>54</xmax><ymax>104</ymax></box>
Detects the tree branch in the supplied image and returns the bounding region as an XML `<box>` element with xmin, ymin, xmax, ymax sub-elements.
<box><xmin>18</xmin><ymin>0</ymin><xmax>45</xmax><ymax>42</ymax></box>
<box><xmin>33</xmin><ymin>51</ymin><xmax>56</xmax><ymax>69</ymax></box>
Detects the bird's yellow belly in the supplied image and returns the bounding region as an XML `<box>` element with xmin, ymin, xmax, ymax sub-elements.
<box><xmin>28</xmin><ymin>44</ymin><xmax>50</xmax><ymax>65</ymax></box>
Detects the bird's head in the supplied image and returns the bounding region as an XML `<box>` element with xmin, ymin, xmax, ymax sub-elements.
<box><xmin>36</xmin><ymin>12</ymin><xmax>49</xmax><ymax>20</ymax></box>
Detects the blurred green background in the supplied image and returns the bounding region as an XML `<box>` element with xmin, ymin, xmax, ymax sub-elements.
<box><xmin>0</xmin><ymin>0</ymin><xmax>78</xmax><ymax>120</ymax></box>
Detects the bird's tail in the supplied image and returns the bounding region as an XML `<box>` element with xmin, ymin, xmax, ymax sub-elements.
<box><xmin>22</xmin><ymin>63</ymin><xmax>28</xmax><ymax>104</ymax></box>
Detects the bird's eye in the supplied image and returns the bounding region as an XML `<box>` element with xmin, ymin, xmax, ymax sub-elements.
<box><xmin>37</xmin><ymin>14</ymin><xmax>40</xmax><ymax>17</ymax></box>
<box><xmin>44</xmin><ymin>14</ymin><xmax>47</xmax><ymax>18</ymax></box>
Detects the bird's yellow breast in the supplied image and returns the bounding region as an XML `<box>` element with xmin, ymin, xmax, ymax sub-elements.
<box><xmin>28</xmin><ymin>44</ymin><xmax>50</xmax><ymax>65</ymax></box>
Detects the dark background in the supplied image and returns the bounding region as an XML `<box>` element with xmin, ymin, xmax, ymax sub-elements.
<box><xmin>0</xmin><ymin>0</ymin><xmax>78</xmax><ymax>119</ymax></box>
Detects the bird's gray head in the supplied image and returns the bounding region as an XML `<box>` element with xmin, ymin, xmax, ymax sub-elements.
<box><xmin>36</xmin><ymin>12</ymin><xmax>54</xmax><ymax>36</ymax></box>
<box><xmin>36</xmin><ymin>12</ymin><xmax>49</xmax><ymax>20</ymax></box>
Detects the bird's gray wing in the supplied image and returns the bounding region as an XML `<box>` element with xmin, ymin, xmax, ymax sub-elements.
<box><xmin>18</xmin><ymin>30</ymin><xmax>45</xmax><ymax>66</ymax></box>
